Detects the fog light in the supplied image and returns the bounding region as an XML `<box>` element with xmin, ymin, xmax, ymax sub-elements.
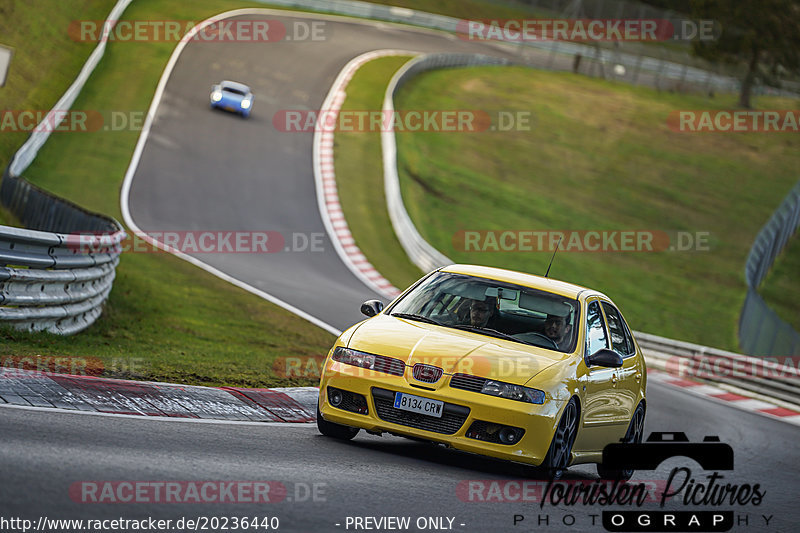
<box><xmin>499</xmin><ymin>427</ymin><xmax>520</xmax><ymax>445</ymax></box>
<box><xmin>329</xmin><ymin>388</ymin><xmax>343</xmax><ymax>407</ymax></box>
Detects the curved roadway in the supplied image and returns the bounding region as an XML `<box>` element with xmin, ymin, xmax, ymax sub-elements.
<box><xmin>125</xmin><ymin>13</ymin><xmax>522</xmax><ymax>331</ymax></box>
<box><xmin>3</xmin><ymin>10</ymin><xmax>797</xmax><ymax>533</ymax></box>
<box><xmin>2</xmin><ymin>382</ymin><xmax>797</xmax><ymax>532</ymax></box>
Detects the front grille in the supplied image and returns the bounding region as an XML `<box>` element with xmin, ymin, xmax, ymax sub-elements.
<box><xmin>449</xmin><ymin>373</ymin><xmax>487</xmax><ymax>393</ymax></box>
<box><xmin>412</xmin><ymin>363</ymin><xmax>443</xmax><ymax>383</ymax></box>
<box><xmin>372</xmin><ymin>355</ymin><xmax>405</xmax><ymax>376</ymax></box>
<box><xmin>371</xmin><ymin>388</ymin><xmax>470</xmax><ymax>435</ymax></box>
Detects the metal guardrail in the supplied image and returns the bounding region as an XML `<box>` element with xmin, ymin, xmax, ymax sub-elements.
<box><xmin>380</xmin><ymin>52</ymin><xmax>799</xmax><ymax>405</ymax></box>
<box><xmin>638</xmin><ymin>332</ymin><xmax>800</xmax><ymax>409</ymax></box>
<box><xmin>0</xmin><ymin>0</ymin><xmax>132</xmax><ymax>334</ymax></box>
<box><xmin>1</xmin><ymin>163</ymin><xmax>126</xmax><ymax>334</ymax></box>
<box><xmin>0</xmin><ymin>225</ymin><xmax>125</xmax><ymax>334</ymax></box>
<box><xmin>739</xmin><ymin>181</ymin><xmax>800</xmax><ymax>356</ymax></box>
<box><xmin>255</xmin><ymin>0</ymin><xmax>798</xmax><ymax>96</ymax></box>
<box><xmin>381</xmin><ymin>54</ymin><xmax>508</xmax><ymax>273</ymax></box>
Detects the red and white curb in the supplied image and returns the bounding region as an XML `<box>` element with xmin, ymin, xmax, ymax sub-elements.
<box><xmin>5</xmin><ymin>367</ymin><xmax>799</xmax><ymax>427</ymax></box>
<box><xmin>647</xmin><ymin>368</ymin><xmax>800</xmax><ymax>427</ymax></box>
<box><xmin>313</xmin><ymin>50</ymin><xmax>420</xmax><ymax>301</ymax></box>
<box><xmin>0</xmin><ymin>368</ymin><xmax>318</xmax><ymax>423</ymax></box>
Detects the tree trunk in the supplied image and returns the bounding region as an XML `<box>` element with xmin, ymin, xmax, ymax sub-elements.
<box><xmin>739</xmin><ymin>47</ymin><xmax>760</xmax><ymax>108</ymax></box>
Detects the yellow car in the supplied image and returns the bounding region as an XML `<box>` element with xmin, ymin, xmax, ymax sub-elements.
<box><xmin>317</xmin><ymin>264</ymin><xmax>646</xmax><ymax>479</ymax></box>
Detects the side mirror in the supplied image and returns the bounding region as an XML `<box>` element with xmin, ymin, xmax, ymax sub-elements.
<box><xmin>360</xmin><ymin>299</ymin><xmax>384</xmax><ymax>317</ymax></box>
<box><xmin>587</xmin><ymin>348</ymin><xmax>623</xmax><ymax>368</ymax></box>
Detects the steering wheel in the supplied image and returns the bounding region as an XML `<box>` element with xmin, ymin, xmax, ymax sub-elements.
<box><xmin>515</xmin><ymin>331</ymin><xmax>559</xmax><ymax>349</ymax></box>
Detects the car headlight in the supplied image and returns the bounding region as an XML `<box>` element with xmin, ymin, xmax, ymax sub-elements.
<box><xmin>211</xmin><ymin>91</ymin><xmax>222</xmax><ymax>102</ymax></box>
<box><xmin>331</xmin><ymin>347</ymin><xmax>404</xmax><ymax>375</ymax></box>
<box><xmin>240</xmin><ymin>99</ymin><xmax>251</xmax><ymax>109</ymax></box>
<box><xmin>481</xmin><ymin>379</ymin><xmax>545</xmax><ymax>404</ymax></box>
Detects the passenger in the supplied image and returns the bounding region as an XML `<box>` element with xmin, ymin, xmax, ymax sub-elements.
<box><xmin>543</xmin><ymin>313</ymin><xmax>573</xmax><ymax>350</ymax></box>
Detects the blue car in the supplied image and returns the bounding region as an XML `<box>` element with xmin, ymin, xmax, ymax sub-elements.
<box><xmin>210</xmin><ymin>80</ymin><xmax>253</xmax><ymax>118</ymax></box>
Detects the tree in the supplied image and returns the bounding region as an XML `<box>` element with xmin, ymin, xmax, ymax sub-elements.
<box><xmin>691</xmin><ymin>0</ymin><xmax>800</xmax><ymax>108</ymax></box>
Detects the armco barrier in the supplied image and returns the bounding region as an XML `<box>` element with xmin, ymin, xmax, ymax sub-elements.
<box><xmin>0</xmin><ymin>219</ymin><xmax>124</xmax><ymax>335</ymax></box>
<box><xmin>638</xmin><ymin>331</ymin><xmax>800</xmax><ymax>409</ymax></box>
<box><xmin>0</xmin><ymin>0</ymin><xmax>132</xmax><ymax>334</ymax></box>
<box><xmin>379</xmin><ymin>52</ymin><xmax>799</xmax><ymax>405</ymax></box>
<box><xmin>382</xmin><ymin>54</ymin><xmax>509</xmax><ymax>273</ymax></box>
<box><xmin>1</xmin><ymin>163</ymin><xmax>125</xmax><ymax>335</ymax></box>
<box><xmin>254</xmin><ymin>0</ymin><xmax>777</xmax><ymax>96</ymax></box>
<box><xmin>739</xmin><ymin>181</ymin><xmax>800</xmax><ymax>357</ymax></box>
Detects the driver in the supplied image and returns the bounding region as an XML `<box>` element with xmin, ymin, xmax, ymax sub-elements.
<box><xmin>543</xmin><ymin>313</ymin><xmax>573</xmax><ymax>350</ymax></box>
<box><xmin>467</xmin><ymin>297</ymin><xmax>499</xmax><ymax>329</ymax></box>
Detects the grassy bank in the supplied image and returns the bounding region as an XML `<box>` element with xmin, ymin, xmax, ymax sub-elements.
<box><xmin>1</xmin><ymin>0</ymin><xmax>334</xmax><ymax>387</ymax></box>
<box><xmin>334</xmin><ymin>56</ymin><xmax>423</xmax><ymax>290</ymax></box>
<box><xmin>335</xmin><ymin>62</ymin><xmax>799</xmax><ymax>352</ymax></box>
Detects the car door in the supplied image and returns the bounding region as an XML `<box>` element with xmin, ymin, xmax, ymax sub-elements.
<box><xmin>577</xmin><ymin>298</ymin><xmax>623</xmax><ymax>450</ymax></box>
<box><xmin>601</xmin><ymin>302</ymin><xmax>641</xmax><ymax>423</ymax></box>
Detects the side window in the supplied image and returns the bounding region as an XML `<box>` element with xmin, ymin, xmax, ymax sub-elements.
<box><xmin>585</xmin><ymin>301</ymin><xmax>608</xmax><ymax>357</ymax></box>
<box><xmin>602</xmin><ymin>303</ymin><xmax>635</xmax><ymax>357</ymax></box>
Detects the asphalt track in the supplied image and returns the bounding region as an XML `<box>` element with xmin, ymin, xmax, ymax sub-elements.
<box><xmin>4</xmin><ymin>10</ymin><xmax>798</xmax><ymax>533</ymax></box>
<box><xmin>2</xmin><ymin>380</ymin><xmax>798</xmax><ymax>532</ymax></box>
<box><xmin>125</xmin><ymin>13</ymin><xmax>524</xmax><ymax>331</ymax></box>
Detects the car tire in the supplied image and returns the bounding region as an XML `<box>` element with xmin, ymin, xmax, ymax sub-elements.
<box><xmin>541</xmin><ymin>397</ymin><xmax>579</xmax><ymax>479</ymax></box>
<box><xmin>316</xmin><ymin>403</ymin><xmax>359</xmax><ymax>441</ymax></box>
<box><xmin>596</xmin><ymin>402</ymin><xmax>646</xmax><ymax>481</ymax></box>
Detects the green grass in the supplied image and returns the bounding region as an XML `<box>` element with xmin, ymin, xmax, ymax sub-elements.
<box><xmin>336</xmin><ymin>63</ymin><xmax>800</xmax><ymax>352</ymax></box>
<box><xmin>760</xmin><ymin>233</ymin><xmax>800</xmax><ymax>332</ymax></box>
<box><xmin>2</xmin><ymin>251</ymin><xmax>333</xmax><ymax>387</ymax></box>
<box><xmin>0</xmin><ymin>0</ymin><xmax>118</xmax><ymax>165</ymax></box>
<box><xmin>334</xmin><ymin>56</ymin><xmax>423</xmax><ymax>291</ymax></box>
<box><xmin>1</xmin><ymin>0</ymin><xmax>336</xmax><ymax>387</ymax></box>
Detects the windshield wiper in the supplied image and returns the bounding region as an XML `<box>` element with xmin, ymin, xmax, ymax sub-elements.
<box><xmin>450</xmin><ymin>324</ymin><xmax>534</xmax><ymax>346</ymax></box>
<box><xmin>391</xmin><ymin>313</ymin><xmax>443</xmax><ymax>326</ymax></box>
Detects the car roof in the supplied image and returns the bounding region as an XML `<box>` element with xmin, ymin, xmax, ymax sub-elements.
<box><xmin>440</xmin><ymin>264</ymin><xmax>606</xmax><ymax>300</ymax></box>
<box><xmin>220</xmin><ymin>80</ymin><xmax>251</xmax><ymax>93</ymax></box>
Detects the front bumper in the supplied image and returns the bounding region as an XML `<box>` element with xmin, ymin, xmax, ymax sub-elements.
<box><xmin>319</xmin><ymin>362</ymin><xmax>564</xmax><ymax>466</ymax></box>
<box><xmin>210</xmin><ymin>97</ymin><xmax>248</xmax><ymax>115</ymax></box>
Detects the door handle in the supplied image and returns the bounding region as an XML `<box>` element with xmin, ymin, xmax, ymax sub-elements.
<box><xmin>635</xmin><ymin>372</ymin><xmax>642</xmax><ymax>382</ymax></box>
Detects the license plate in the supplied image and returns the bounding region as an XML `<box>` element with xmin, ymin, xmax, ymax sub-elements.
<box><xmin>393</xmin><ymin>392</ymin><xmax>444</xmax><ymax>418</ymax></box>
<box><xmin>225</xmin><ymin>105</ymin><xmax>235</xmax><ymax>111</ymax></box>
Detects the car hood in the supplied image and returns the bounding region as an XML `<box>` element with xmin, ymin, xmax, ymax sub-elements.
<box><xmin>347</xmin><ymin>314</ymin><xmax>568</xmax><ymax>385</ymax></box>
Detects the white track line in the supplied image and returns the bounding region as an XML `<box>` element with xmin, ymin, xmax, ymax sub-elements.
<box><xmin>115</xmin><ymin>9</ymin><xmax>798</xmax><ymax>431</ymax></box>
<box><xmin>119</xmin><ymin>9</ymin><xmax>471</xmax><ymax>335</ymax></box>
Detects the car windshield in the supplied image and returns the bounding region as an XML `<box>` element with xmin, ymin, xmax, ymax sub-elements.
<box><xmin>222</xmin><ymin>87</ymin><xmax>246</xmax><ymax>96</ymax></box>
<box><xmin>389</xmin><ymin>272</ymin><xmax>579</xmax><ymax>352</ymax></box>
